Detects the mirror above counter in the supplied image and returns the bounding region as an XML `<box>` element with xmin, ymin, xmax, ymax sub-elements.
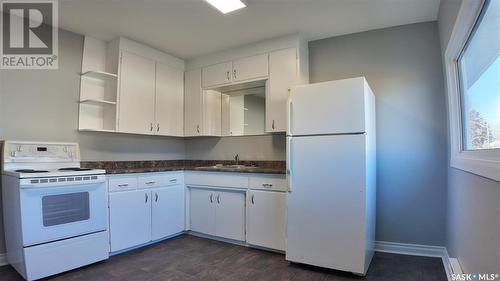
<box><xmin>213</xmin><ymin>80</ymin><xmax>267</xmax><ymax>137</ymax></box>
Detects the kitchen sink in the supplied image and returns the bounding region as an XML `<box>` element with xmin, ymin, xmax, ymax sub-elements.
<box><xmin>195</xmin><ymin>164</ymin><xmax>258</xmax><ymax>170</ymax></box>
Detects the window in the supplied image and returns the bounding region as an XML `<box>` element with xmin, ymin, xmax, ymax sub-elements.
<box><xmin>457</xmin><ymin>0</ymin><xmax>500</xmax><ymax>151</ymax></box>
<box><xmin>444</xmin><ymin>0</ymin><xmax>499</xmax><ymax>181</ymax></box>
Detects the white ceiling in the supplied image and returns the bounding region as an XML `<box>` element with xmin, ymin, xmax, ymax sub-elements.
<box><xmin>59</xmin><ymin>0</ymin><xmax>441</xmax><ymax>60</ymax></box>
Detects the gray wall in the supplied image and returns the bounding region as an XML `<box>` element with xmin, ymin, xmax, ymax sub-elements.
<box><xmin>0</xmin><ymin>29</ymin><xmax>185</xmax><ymax>253</ymax></box>
<box><xmin>438</xmin><ymin>0</ymin><xmax>500</xmax><ymax>274</ymax></box>
<box><xmin>309</xmin><ymin>22</ymin><xmax>448</xmax><ymax>246</ymax></box>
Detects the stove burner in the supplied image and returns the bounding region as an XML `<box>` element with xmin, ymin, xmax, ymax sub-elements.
<box><xmin>58</xmin><ymin>167</ymin><xmax>93</xmax><ymax>171</ymax></box>
<box><xmin>15</xmin><ymin>169</ymin><xmax>49</xmax><ymax>173</ymax></box>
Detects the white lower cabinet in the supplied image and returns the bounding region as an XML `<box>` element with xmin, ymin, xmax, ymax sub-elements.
<box><xmin>189</xmin><ymin>188</ymin><xmax>216</xmax><ymax>236</ymax></box>
<box><xmin>189</xmin><ymin>188</ymin><xmax>245</xmax><ymax>241</ymax></box>
<box><xmin>247</xmin><ymin>190</ymin><xmax>287</xmax><ymax>251</ymax></box>
<box><xmin>215</xmin><ymin>191</ymin><xmax>246</xmax><ymax>241</ymax></box>
<box><xmin>109</xmin><ymin>189</ymin><xmax>152</xmax><ymax>252</ymax></box>
<box><xmin>151</xmin><ymin>185</ymin><xmax>185</xmax><ymax>240</ymax></box>
<box><xmin>108</xmin><ymin>173</ymin><xmax>185</xmax><ymax>253</ymax></box>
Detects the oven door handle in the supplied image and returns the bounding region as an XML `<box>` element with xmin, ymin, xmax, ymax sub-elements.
<box><xmin>20</xmin><ymin>181</ymin><xmax>105</xmax><ymax>191</ymax></box>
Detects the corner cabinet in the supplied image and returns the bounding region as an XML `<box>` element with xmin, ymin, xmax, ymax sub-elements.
<box><xmin>184</xmin><ymin>69</ymin><xmax>222</xmax><ymax>137</ymax></box>
<box><xmin>189</xmin><ymin>187</ymin><xmax>245</xmax><ymax>241</ymax></box>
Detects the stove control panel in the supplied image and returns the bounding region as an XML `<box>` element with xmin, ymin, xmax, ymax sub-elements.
<box><xmin>2</xmin><ymin>141</ymin><xmax>81</xmax><ymax>163</ymax></box>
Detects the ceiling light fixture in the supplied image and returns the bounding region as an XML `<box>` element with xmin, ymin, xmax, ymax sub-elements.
<box><xmin>205</xmin><ymin>0</ymin><xmax>246</xmax><ymax>14</ymax></box>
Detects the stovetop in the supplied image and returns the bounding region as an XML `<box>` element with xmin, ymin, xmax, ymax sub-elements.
<box><xmin>3</xmin><ymin>168</ymin><xmax>106</xmax><ymax>179</ymax></box>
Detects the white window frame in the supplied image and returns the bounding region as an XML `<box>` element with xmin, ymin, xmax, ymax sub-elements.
<box><xmin>444</xmin><ymin>0</ymin><xmax>500</xmax><ymax>181</ymax></box>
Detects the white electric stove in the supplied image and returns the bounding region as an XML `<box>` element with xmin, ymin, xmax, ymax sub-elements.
<box><xmin>1</xmin><ymin>141</ymin><xmax>109</xmax><ymax>281</ymax></box>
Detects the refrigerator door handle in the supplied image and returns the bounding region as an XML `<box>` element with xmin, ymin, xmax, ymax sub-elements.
<box><xmin>286</xmin><ymin>137</ymin><xmax>293</xmax><ymax>192</ymax></box>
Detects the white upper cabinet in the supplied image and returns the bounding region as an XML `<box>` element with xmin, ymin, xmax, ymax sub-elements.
<box><xmin>118</xmin><ymin>51</ymin><xmax>156</xmax><ymax>134</ymax></box>
<box><xmin>201</xmin><ymin>54</ymin><xmax>269</xmax><ymax>88</ymax></box>
<box><xmin>203</xmin><ymin>90</ymin><xmax>222</xmax><ymax>136</ymax></box>
<box><xmin>184</xmin><ymin>69</ymin><xmax>203</xmax><ymax>136</ymax></box>
<box><xmin>232</xmin><ymin>54</ymin><xmax>269</xmax><ymax>82</ymax></box>
<box><xmin>80</xmin><ymin>37</ymin><xmax>185</xmax><ymax>137</ymax></box>
<box><xmin>267</xmin><ymin>48</ymin><xmax>298</xmax><ymax>133</ymax></box>
<box><xmin>202</xmin><ymin>61</ymin><xmax>233</xmax><ymax>88</ymax></box>
<box><xmin>155</xmin><ymin>63</ymin><xmax>184</xmax><ymax>136</ymax></box>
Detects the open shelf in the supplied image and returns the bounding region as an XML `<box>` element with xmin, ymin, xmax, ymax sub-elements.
<box><xmin>80</xmin><ymin>99</ymin><xmax>116</xmax><ymax>105</ymax></box>
<box><xmin>81</xmin><ymin>70</ymin><xmax>118</xmax><ymax>80</ymax></box>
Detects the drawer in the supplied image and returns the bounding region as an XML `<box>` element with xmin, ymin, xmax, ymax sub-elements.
<box><xmin>185</xmin><ymin>172</ymin><xmax>248</xmax><ymax>189</ymax></box>
<box><xmin>138</xmin><ymin>173</ymin><xmax>184</xmax><ymax>189</ymax></box>
<box><xmin>249</xmin><ymin>174</ymin><xmax>288</xmax><ymax>191</ymax></box>
<box><xmin>108</xmin><ymin>177</ymin><xmax>138</xmax><ymax>192</ymax></box>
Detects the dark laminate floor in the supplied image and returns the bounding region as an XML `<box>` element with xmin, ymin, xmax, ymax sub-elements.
<box><xmin>0</xmin><ymin>234</ymin><xmax>447</xmax><ymax>281</ymax></box>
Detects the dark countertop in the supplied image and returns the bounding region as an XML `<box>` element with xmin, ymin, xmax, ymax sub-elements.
<box><xmin>82</xmin><ymin>160</ymin><xmax>286</xmax><ymax>175</ymax></box>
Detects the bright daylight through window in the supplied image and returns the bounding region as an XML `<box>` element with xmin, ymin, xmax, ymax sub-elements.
<box><xmin>458</xmin><ymin>0</ymin><xmax>500</xmax><ymax>151</ymax></box>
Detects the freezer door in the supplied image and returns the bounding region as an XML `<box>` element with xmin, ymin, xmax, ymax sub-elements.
<box><xmin>286</xmin><ymin>134</ymin><xmax>367</xmax><ymax>274</ymax></box>
<box><xmin>289</xmin><ymin>77</ymin><xmax>367</xmax><ymax>136</ymax></box>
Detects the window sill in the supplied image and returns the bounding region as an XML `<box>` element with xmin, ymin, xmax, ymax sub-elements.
<box><xmin>451</xmin><ymin>153</ymin><xmax>500</xmax><ymax>181</ymax></box>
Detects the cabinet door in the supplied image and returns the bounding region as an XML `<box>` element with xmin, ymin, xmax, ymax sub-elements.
<box><xmin>247</xmin><ymin>190</ymin><xmax>286</xmax><ymax>251</ymax></box>
<box><xmin>189</xmin><ymin>188</ymin><xmax>216</xmax><ymax>236</ymax></box>
<box><xmin>155</xmin><ymin>63</ymin><xmax>184</xmax><ymax>136</ymax></box>
<box><xmin>151</xmin><ymin>185</ymin><xmax>185</xmax><ymax>240</ymax></box>
<box><xmin>203</xmin><ymin>90</ymin><xmax>222</xmax><ymax>136</ymax></box>
<box><xmin>233</xmin><ymin>54</ymin><xmax>268</xmax><ymax>82</ymax></box>
<box><xmin>118</xmin><ymin>51</ymin><xmax>156</xmax><ymax>134</ymax></box>
<box><xmin>215</xmin><ymin>191</ymin><xmax>245</xmax><ymax>241</ymax></box>
<box><xmin>109</xmin><ymin>190</ymin><xmax>152</xmax><ymax>252</ymax></box>
<box><xmin>184</xmin><ymin>69</ymin><xmax>203</xmax><ymax>136</ymax></box>
<box><xmin>202</xmin><ymin>61</ymin><xmax>232</xmax><ymax>88</ymax></box>
<box><xmin>267</xmin><ymin>48</ymin><xmax>297</xmax><ymax>133</ymax></box>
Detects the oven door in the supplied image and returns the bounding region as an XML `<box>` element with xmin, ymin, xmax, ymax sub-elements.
<box><xmin>20</xmin><ymin>180</ymin><xmax>107</xmax><ymax>247</ymax></box>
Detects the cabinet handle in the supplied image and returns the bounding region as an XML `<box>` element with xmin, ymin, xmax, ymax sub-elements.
<box><xmin>233</xmin><ymin>69</ymin><xmax>237</xmax><ymax>79</ymax></box>
<box><xmin>145</xmin><ymin>181</ymin><xmax>155</xmax><ymax>185</ymax></box>
<box><xmin>251</xmin><ymin>194</ymin><xmax>255</xmax><ymax>204</ymax></box>
<box><xmin>150</xmin><ymin>123</ymin><xmax>153</xmax><ymax>132</ymax></box>
<box><xmin>118</xmin><ymin>184</ymin><xmax>129</xmax><ymax>188</ymax></box>
<box><xmin>272</xmin><ymin>120</ymin><xmax>275</xmax><ymax>130</ymax></box>
<box><xmin>145</xmin><ymin>193</ymin><xmax>149</xmax><ymax>203</ymax></box>
<box><xmin>196</xmin><ymin>125</ymin><xmax>200</xmax><ymax>133</ymax></box>
<box><xmin>262</xmin><ymin>183</ymin><xmax>273</xmax><ymax>188</ymax></box>
<box><xmin>226</xmin><ymin>71</ymin><xmax>230</xmax><ymax>81</ymax></box>
<box><xmin>157</xmin><ymin>123</ymin><xmax>160</xmax><ymax>132</ymax></box>
<box><xmin>155</xmin><ymin>192</ymin><xmax>158</xmax><ymax>202</ymax></box>
<box><xmin>169</xmin><ymin>179</ymin><xmax>177</xmax><ymax>183</ymax></box>
<box><xmin>217</xmin><ymin>194</ymin><xmax>220</xmax><ymax>204</ymax></box>
<box><xmin>210</xmin><ymin>193</ymin><xmax>213</xmax><ymax>203</ymax></box>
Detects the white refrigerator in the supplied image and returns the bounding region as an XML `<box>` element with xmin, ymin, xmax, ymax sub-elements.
<box><xmin>286</xmin><ymin>77</ymin><xmax>376</xmax><ymax>275</ymax></box>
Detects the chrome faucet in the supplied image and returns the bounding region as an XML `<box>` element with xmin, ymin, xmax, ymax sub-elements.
<box><xmin>234</xmin><ymin>154</ymin><xmax>240</xmax><ymax>165</ymax></box>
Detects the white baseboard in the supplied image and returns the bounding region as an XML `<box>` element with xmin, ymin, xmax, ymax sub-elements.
<box><xmin>0</xmin><ymin>253</ymin><xmax>7</xmax><ymax>266</ymax></box>
<box><xmin>375</xmin><ymin>241</ymin><xmax>453</xmax><ymax>281</ymax></box>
